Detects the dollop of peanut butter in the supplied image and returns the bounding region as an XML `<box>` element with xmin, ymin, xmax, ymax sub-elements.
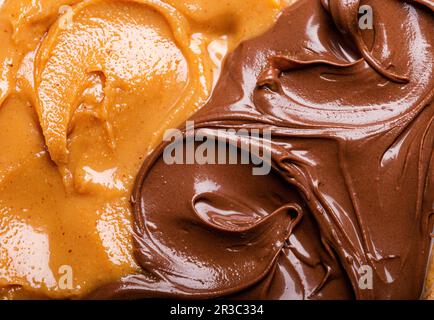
<box><xmin>0</xmin><ymin>0</ymin><xmax>289</xmax><ymax>299</ymax></box>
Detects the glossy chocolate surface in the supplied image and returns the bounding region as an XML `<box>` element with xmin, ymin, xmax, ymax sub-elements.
<box><xmin>91</xmin><ymin>0</ymin><xmax>434</xmax><ymax>299</ymax></box>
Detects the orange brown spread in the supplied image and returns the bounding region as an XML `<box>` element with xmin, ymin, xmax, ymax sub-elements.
<box><xmin>0</xmin><ymin>0</ymin><xmax>289</xmax><ymax>299</ymax></box>
<box><xmin>428</xmin><ymin>254</ymin><xmax>434</xmax><ymax>299</ymax></box>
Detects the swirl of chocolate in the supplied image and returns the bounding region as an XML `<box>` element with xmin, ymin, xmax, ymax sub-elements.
<box><xmin>90</xmin><ymin>0</ymin><xmax>434</xmax><ymax>299</ymax></box>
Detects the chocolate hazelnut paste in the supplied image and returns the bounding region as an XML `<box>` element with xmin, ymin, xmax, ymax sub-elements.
<box><xmin>90</xmin><ymin>0</ymin><xmax>434</xmax><ymax>299</ymax></box>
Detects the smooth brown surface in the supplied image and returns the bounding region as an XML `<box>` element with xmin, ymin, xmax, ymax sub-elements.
<box><xmin>91</xmin><ymin>0</ymin><xmax>434</xmax><ymax>299</ymax></box>
<box><xmin>0</xmin><ymin>0</ymin><xmax>287</xmax><ymax>299</ymax></box>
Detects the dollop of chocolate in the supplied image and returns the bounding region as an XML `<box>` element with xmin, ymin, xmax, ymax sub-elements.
<box><xmin>91</xmin><ymin>0</ymin><xmax>434</xmax><ymax>299</ymax></box>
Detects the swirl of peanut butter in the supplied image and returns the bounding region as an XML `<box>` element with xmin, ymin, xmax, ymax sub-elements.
<box><xmin>0</xmin><ymin>0</ymin><xmax>286</xmax><ymax>299</ymax></box>
<box><xmin>91</xmin><ymin>0</ymin><xmax>433</xmax><ymax>299</ymax></box>
<box><xmin>33</xmin><ymin>0</ymin><xmax>213</xmax><ymax>186</ymax></box>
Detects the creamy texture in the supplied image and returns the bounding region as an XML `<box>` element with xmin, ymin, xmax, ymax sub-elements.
<box><xmin>428</xmin><ymin>252</ymin><xmax>434</xmax><ymax>298</ymax></box>
<box><xmin>0</xmin><ymin>0</ymin><xmax>288</xmax><ymax>299</ymax></box>
<box><xmin>91</xmin><ymin>0</ymin><xmax>434</xmax><ymax>299</ymax></box>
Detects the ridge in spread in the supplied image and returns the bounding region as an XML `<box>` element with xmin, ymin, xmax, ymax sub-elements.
<box><xmin>90</xmin><ymin>0</ymin><xmax>434</xmax><ymax>299</ymax></box>
<box><xmin>0</xmin><ymin>0</ymin><xmax>287</xmax><ymax>299</ymax></box>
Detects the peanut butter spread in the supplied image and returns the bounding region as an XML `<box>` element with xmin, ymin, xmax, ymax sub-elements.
<box><xmin>0</xmin><ymin>0</ymin><xmax>289</xmax><ymax>299</ymax></box>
